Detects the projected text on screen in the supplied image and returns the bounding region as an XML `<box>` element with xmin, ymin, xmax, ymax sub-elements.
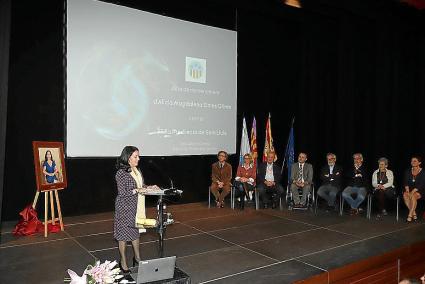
<box><xmin>66</xmin><ymin>0</ymin><xmax>237</xmax><ymax>157</ymax></box>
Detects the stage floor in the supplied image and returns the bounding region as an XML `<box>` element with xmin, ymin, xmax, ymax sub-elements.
<box><xmin>1</xmin><ymin>202</ymin><xmax>425</xmax><ymax>283</ymax></box>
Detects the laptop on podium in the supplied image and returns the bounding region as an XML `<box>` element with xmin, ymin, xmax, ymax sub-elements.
<box><xmin>131</xmin><ymin>256</ymin><xmax>176</xmax><ymax>284</ymax></box>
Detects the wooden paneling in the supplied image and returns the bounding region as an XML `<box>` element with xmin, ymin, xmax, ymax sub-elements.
<box><xmin>294</xmin><ymin>241</ymin><xmax>425</xmax><ymax>284</ymax></box>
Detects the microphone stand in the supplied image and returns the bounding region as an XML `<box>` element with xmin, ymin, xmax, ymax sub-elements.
<box><xmin>157</xmin><ymin>193</ymin><xmax>165</xmax><ymax>258</ymax></box>
<box><xmin>147</xmin><ymin>159</ymin><xmax>179</xmax><ymax>257</ymax></box>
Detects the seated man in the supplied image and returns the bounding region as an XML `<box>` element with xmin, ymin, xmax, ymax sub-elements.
<box><xmin>210</xmin><ymin>150</ymin><xmax>232</xmax><ymax>208</ymax></box>
<box><xmin>290</xmin><ymin>152</ymin><xmax>313</xmax><ymax>208</ymax></box>
<box><xmin>257</xmin><ymin>151</ymin><xmax>284</xmax><ymax>209</ymax></box>
<box><xmin>342</xmin><ymin>153</ymin><xmax>368</xmax><ymax>215</ymax></box>
<box><xmin>317</xmin><ymin>153</ymin><xmax>342</xmax><ymax>211</ymax></box>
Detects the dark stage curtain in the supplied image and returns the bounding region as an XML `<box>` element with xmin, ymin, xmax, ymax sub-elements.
<box><xmin>0</xmin><ymin>0</ymin><xmax>11</xmax><ymax>224</ymax></box>
<box><xmin>2</xmin><ymin>0</ymin><xmax>425</xmax><ymax>220</ymax></box>
<box><xmin>236</xmin><ymin>4</ymin><xmax>425</xmax><ymax>186</ymax></box>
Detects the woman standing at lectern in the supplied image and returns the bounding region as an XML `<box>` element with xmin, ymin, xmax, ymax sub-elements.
<box><xmin>114</xmin><ymin>146</ymin><xmax>159</xmax><ymax>273</ymax></box>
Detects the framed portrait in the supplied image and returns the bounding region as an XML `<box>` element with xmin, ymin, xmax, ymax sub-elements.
<box><xmin>32</xmin><ymin>141</ymin><xmax>68</xmax><ymax>191</ymax></box>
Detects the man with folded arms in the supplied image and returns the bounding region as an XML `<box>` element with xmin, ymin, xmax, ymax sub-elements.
<box><xmin>317</xmin><ymin>153</ymin><xmax>343</xmax><ymax>211</ymax></box>
<box><xmin>342</xmin><ymin>153</ymin><xmax>368</xmax><ymax>215</ymax></box>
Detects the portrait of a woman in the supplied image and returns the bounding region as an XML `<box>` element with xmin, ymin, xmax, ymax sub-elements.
<box><xmin>42</xmin><ymin>150</ymin><xmax>59</xmax><ymax>184</ymax></box>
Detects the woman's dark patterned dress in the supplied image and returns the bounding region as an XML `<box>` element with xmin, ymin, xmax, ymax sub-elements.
<box><xmin>114</xmin><ymin>169</ymin><xmax>139</xmax><ymax>241</ymax></box>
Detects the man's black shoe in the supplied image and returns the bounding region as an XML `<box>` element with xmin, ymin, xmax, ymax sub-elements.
<box><xmin>239</xmin><ymin>200</ymin><xmax>245</xmax><ymax>210</ymax></box>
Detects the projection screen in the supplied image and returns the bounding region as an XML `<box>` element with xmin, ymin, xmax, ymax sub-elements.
<box><xmin>66</xmin><ymin>0</ymin><xmax>237</xmax><ymax>157</ymax></box>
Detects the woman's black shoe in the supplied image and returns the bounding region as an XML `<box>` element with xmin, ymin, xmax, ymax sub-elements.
<box><xmin>239</xmin><ymin>200</ymin><xmax>245</xmax><ymax>210</ymax></box>
<box><xmin>119</xmin><ymin>262</ymin><xmax>130</xmax><ymax>274</ymax></box>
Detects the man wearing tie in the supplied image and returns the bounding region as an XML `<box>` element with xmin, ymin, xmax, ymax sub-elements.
<box><xmin>257</xmin><ymin>151</ymin><xmax>284</xmax><ymax>209</ymax></box>
<box><xmin>317</xmin><ymin>153</ymin><xmax>343</xmax><ymax>211</ymax></box>
<box><xmin>290</xmin><ymin>152</ymin><xmax>314</xmax><ymax>208</ymax></box>
<box><xmin>210</xmin><ymin>150</ymin><xmax>232</xmax><ymax>208</ymax></box>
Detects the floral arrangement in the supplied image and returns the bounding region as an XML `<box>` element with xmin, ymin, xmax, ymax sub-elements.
<box><xmin>65</xmin><ymin>260</ymin><xmax>124</xmax><ymax>284</ymax></box>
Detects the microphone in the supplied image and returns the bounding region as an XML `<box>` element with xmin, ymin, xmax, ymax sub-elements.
<box><xmin>148</xmin><ymin>159</ymin><xmax>175</xmax><ymax>190</ymax></box>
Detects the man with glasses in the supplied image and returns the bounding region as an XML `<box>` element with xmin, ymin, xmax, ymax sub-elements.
<box><xmin>342</xmin><ymin>153</ymin><xmax>368</xmax><ymax>215</ymax></box>
<box><xmin>211</xmin><ymin>150</ymin><xmax>232</xmax><ymax>208</ymax></box>
<box><xmin>317</xmin><ymin>153</ymin><xmax>343</xmax><ymax>211</ymax></box>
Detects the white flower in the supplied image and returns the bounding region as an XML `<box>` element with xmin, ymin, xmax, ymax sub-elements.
<box><xmin>67</xmin><ymin>259</ymin><xmax>123</xmax><ymax>284</ymax></box>
<box><xmin>67</xmin><ymin>269</ymin><xmax>87</xmax><ymax>284</ymax></box>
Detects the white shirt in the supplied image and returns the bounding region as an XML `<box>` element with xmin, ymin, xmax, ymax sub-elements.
<box><xmin>329</xmin><ymin>165</ymin><xmax>334</xmax><ymax>175</ymax></box>
<box><xmin>265</xmin><ymin>163</ymin><xmax>274</xmax><ymax>182</ymax></box>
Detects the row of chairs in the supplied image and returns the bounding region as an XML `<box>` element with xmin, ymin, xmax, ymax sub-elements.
<box><xmin>315</xmin><ymin>187</ymin><xmax>400</xmax><ymax>221</ymax></box>
<box><xmin>208</xmin><ymin>183</ymin><xmax>401</xmax><ymax>221</ymax></box>
<box><xmin>207</xmin><ymin>183</ymin><xmax>313</xmax><ymax>211</ymax></box>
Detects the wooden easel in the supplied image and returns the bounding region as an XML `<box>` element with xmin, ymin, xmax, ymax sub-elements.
<box><xmin>32</xmin><ymin>189</ymin><xmax>64</xmax><ymax>237</ymax></box>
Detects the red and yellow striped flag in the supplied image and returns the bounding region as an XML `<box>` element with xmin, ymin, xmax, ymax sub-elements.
<box><xmin>262</xmin><ymin>113</ymin><xmax>277</xmax><ymax>162</ymax></box>
<box><xmin>250</xmin><ymin>117</ymin><xmax>258</xmax><ymax>168</ymax></box>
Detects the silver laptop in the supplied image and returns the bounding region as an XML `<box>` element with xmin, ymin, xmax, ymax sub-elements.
<box><xmin>131</xmin><ymin>256</ymin><xmax>176</xmax><ymax>284</ymax></box>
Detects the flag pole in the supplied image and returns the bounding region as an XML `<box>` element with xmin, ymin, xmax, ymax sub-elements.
<box><xmin>282</xmin><ymin>117</ymin><xmax>295</xmax><ymax>172</ymax></box>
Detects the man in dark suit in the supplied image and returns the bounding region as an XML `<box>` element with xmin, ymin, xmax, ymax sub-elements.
<box><xmin>290</xmin><ymin>152</ymin><xmax>314</xmax><ymax>208</ymax></box>
<box><xmin>257</xmin><ymin>151</ymin><xmax>284</xmax><ymax>209</ymax></box>
<box><xmin>342</xmin><ymin>153</ymin><xmax>368</xmax><ymax>215</ymax></box>
<box><xmin>210</xmin><ymin>150</ymin><xmax>232</xmax><ymax>208</ymax></box>
<box><xmin>317</xmin><ymin>153</ymin><xmax>343</xmax><ymax>211</ymax></box>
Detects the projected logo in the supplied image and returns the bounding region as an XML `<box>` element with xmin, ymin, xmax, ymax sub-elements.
<box><xmin>185</xmin><ymin>57</ymin><xmax>206</xmax><ymax>83</ymax></box>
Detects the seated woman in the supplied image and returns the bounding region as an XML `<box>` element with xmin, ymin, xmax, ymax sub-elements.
<box><xmin>371</xmin><ymin>157</ymin><xmax>395</xmax><ymax>219</ymax></box>
<box><xmin>403</xmin><ymin>155</ymin><xmax>425</xmax><ymax>222</ymax></box>
<box><xmin>234</xmin><ymin>153</ymin><xmax>256</xmax><ymax>210</ymax></box>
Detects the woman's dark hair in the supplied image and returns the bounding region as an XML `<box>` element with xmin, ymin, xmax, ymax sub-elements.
<box><xmin>411</xmin><ymin>155</ymin><xmax>423</xmax><ymax>164</ymax></box>
<box><xmin>116</xmin><ymin>146</ymin><xmax>139</xmax><ymax>172</ymax></box>
<box><xmin>44</xmin><ymin>150</ymin><xmax>54</xmax><ymax>163</ymax></box>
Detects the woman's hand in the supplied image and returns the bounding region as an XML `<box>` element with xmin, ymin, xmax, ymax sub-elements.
<box><xmin>147</xmin><ymin>185</ymin><xmax>161</xmax><ymax>191</ymax></box>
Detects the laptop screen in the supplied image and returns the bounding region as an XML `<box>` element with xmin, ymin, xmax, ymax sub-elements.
<box><xmin>131</xmin><ymin>256</ymin><xmax>176</xmax><ymax>284</ymax></box>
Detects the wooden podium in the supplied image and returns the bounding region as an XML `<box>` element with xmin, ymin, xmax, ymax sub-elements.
<box><xmin>32</xmin><ymin>189</ymin><xmax>64</xmax><ymax>237</ymax></box>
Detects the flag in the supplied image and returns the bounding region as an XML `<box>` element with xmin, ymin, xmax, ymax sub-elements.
<box><xmin>283</xmin><ymin>119</ymin><xmax>295</xmax><ymax>180</ymax></box>
<box><xmin>239</xmin><ymin>117</ymin><xmax>251</xmax><ymax>165</ymax></box>
<box><xmin>250</xmin><ymin>117</ymin><xmax>258</xmax><ymax>168</ymax></box>
<box><xmin>262</xmin><ymin>113</ymin><xmax>276</xmax><ymax>162</ymax></box>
